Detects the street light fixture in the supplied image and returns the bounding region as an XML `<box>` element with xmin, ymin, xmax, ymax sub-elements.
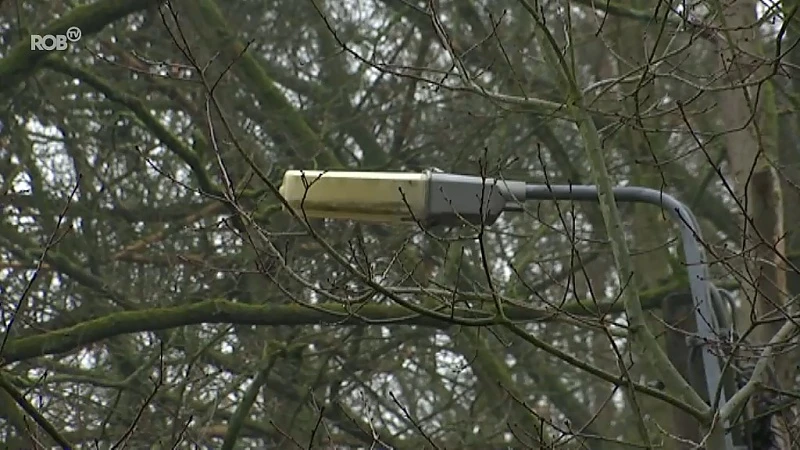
<box><xmin>279</xmin><ymin>169</ymin><xmax>737</xmax><ymax>450</ymax></box>
<box><xmin>279</xmin><ymin>169</ymin><xmax>526</xmax><ymax>226</ymax></box>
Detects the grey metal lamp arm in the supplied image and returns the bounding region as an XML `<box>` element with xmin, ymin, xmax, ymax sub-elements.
<box><xmin>523</xmin><ymin>184</ymin><xmax>734</xmax><ymax>450</ymax></box>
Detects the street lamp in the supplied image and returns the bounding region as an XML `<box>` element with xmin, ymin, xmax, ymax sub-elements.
<box><xmin>280</xmin><ymin>169</ymin><xmax>737</xmax><ymax>449</ymax></box>
<box><xmin>279</xmin><ymin>169</ymin><xmax>526</xmax><ymax>226</ymax></box>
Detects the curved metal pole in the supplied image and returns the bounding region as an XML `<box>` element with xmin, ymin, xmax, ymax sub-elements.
<box><xmin>524</xmin><ymin>185</ymin><xmax>734</xmax><ymax>450</ymax></box>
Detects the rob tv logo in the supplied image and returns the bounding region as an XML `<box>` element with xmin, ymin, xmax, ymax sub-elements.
<box><xmin>30</xmin><ymin>27</ymin><xmax>82</xmax><ymax>51</ymax></box>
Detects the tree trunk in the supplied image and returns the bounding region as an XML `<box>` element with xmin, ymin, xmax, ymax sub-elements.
<box><xmin>715</xmin><ymin>0</ymin><xmax>791</xmax><ymax>447</ymax></box>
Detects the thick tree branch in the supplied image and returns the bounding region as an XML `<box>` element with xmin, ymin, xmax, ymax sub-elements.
<box><xmin>0</xmin><ymin>296</ymin><xmax>710</xmax><ymax>422</ymax></box>
<box><xmin>0</xmin><ymin>279</ymin><xmax>704</xmax><ymax>366</ymax></box>
<box><xmin>43</xmin><ymin>58</ymin><xmax>221</xmax><ymax>197</ymax></box>
<box><xmin>719</xmin><ymin>318</ymin><xmax>799</xmax><ymax>420</ymax></box>
<box><xmin>0</xmin><ymin>0</ymin><xmax>158</xmax><ymax>95</ymax></box>
<box><xmin>192</xmin><ymin>0</ymin><xmax>344</xmax><ymax>168</ymax></box>
<box><xmin>0</xmin><ymin>372</ymin><xmax>73</xmax><ymax>448</ymax></box>
<box><xmin>516</xmin><ymin>0</ymin><xmax>710</xmax><ymax>425</ymax></box>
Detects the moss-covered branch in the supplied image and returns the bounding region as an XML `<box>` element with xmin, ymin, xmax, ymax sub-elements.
<box><xmin>0</xmin><ymin>296</ymin><xmax>710</xmax><ymax>421</ymax></box>
<box><xmin>193</xmin><ymin>0</ymin><xmax>343</xmax><ymax>168</ymax></box>
<box><xmin>0</xmin><ymin>0</ymin><xmax>157</xmax><ymax>94</ymax></box>
<box><xmin>0</xmin><ymin>229</ymin><xmax>125</xmax><ymax>305</ymax></box>
<box><xmin>0</xmin><ymin>275</ymin><xmax>706</xmax><ymax>365</ymax></box>
<box><xmin>221</xmin><ymin>344</ymin><xmax>282</xmax><ymax>450</ymax></box>
<box><xmin>43</xmin><ymin>58</ymin><xmax>220</xmax><ymax>197</ymax></box>
<box><xmin>516</xmin><ymin>0</ymin><xmax>710</xmax><ymax>441</ymax></box>
<box><xmin>0</xmin><ymin>373</ymin><xmax>73</xmax><ymax>448</ymax></box>
<box><xmin>454</xmin><ymin>330</ymin><xmax>554</xmax><ymax>447</ymax></box>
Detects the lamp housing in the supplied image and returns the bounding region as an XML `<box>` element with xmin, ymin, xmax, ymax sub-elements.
<box><xmin>279</xmin><ymin>170</ymin><xmax>525</xmax><ymax>226</ymax></box>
